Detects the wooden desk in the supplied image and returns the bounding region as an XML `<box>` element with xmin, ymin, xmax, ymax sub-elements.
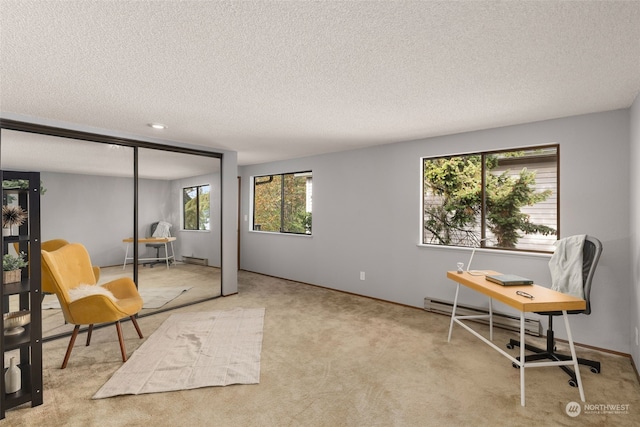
<box><xmin>122</xmin><ymin>237</ymin><xmax>176</xmax><ymax>269</ymax></box>
<box><xmin>446</xmin><ymin>270</ymin><xmax>586</xmax><ymax>406</ymax></box>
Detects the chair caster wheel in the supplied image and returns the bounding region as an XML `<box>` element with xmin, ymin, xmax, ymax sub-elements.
<box><xmin>506</xmin><ymin>343</ymin><xmax>514</xmax><ymax>349</ymax></box>
<box><xmin>590</xmin><ymin>366</ymin><xmax>600</xmax><ymax>374</ymax></box>
<box><xmin>568</xmin><ymin>379</ymin><xmax>578</xmax><ymax>388</ymax></box>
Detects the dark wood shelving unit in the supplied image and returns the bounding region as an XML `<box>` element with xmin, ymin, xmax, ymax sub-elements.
<box><xmin>1</xmin><ymin>171</ymin><xmax>43</xmax><ymax>419</ymax></box>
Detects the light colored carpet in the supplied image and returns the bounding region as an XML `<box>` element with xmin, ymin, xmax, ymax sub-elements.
<box><xmin>93</xmin><ymin>307</ymin><xmax>265</xmax><ymax>399</ymax></box>
<box><xmin>41</xmin><ymin>286</ymin><xmax>193</xmax><ymax>310</ymax></box>
<box><xmin>4</xmin><ymin>271</ymin><xmax>639</xmax><ymax>426</ymax></box>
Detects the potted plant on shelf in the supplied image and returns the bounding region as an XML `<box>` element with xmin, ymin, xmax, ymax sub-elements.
<box><xmin>3</xmin><ymin>252</ymin><xmax>28</xmax><ymax>284</ymax></box>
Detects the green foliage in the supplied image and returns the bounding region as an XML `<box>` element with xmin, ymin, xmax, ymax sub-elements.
<box><xmin>183</xmin><ymin>185</ymin><xmax>210</xmax><ymax>230</ymax></box>
<box><xmin>254</xmin><ymin>174</ymin><xmax>311</xmax><ymax>234</ymax></box>
<box><xmin>423</xmin><ymin>153</ymin><xmax>556</xmax><ymax>248</ymax></box>
<box><xmin>2</xmin><ymin>179</ymin><xmax>47</xmax><ymax>195</ymax></box>
<box><xmin>254</xmin><ymin>175</ymin><xmax>282</xmax><ymax>231</ymax></box>
<box><xmin>485</xmin><ymin>167</ymin><xmax>555</xmax><ymax>248</ymax></box>
<box><xmin>3</xmin><ymin>252</ymin><xmax>28</xmax><ymax>271</ymax></box>
<box><xmin>423</xmin><ymin>156</ymin><xmax>482</xmax><ymax>245</ymax></box>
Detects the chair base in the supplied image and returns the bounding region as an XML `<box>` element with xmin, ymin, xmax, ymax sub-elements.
<box><xmin>507</xmin><ymin>332</ymin><xmax>601</xmax><ymax>387</ymax></box>
<box><xmin>143</xmin><ymin>245</ymin><xmax>171</xmax><ymax>268</ymax></box>
<box><xmin>61</xmin><ymin>316</ymin><xmax>144</xmax><ymax>369</ymax></box>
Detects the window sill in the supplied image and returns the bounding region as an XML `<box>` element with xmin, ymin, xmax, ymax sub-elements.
<box><xmin>416</xmin><ymin>243</ymin><xmax>552</xmax><ymax>259</ymax></box>
<box><xmin>249</xmin><ymin>230</ymin><xmax>312</xmax><ymax>237</ymax></box>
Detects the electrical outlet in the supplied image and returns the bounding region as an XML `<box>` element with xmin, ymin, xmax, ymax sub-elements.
<box><xmin>360</xmin><ymin>271</ymin><xmax>365</xmax><ymax>281</ymax></box>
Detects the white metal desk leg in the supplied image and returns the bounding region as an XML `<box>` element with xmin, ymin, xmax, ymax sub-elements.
<box><xmin>122</xmin><ymin>244</ymin><xmax>130</xmax><ymax>270</ymax></box>
<box><xmin>563</xmin><ymin>310</ymin><xmax>585</xmax><ymax>402</ymax></box>
<box><xmin>448</xmin><ymin>284</ymin><xmax>460</xmax><ymax>342</ymax></box>
<box><xmin>164</xmin><ymin>242</ymin><xmax>170</xmax><ymax>269</ymax></box>
<box><xmin>520</xmin><ymin>312</ymin><xmax>526</xmax><ymax>406</ymax></box>
<box><xmin>489</xmin><ymin>298</ymin><xmax>494</xmax><ymax>341</ymax></box>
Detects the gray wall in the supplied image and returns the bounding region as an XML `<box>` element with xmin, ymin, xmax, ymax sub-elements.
<box><xmin>630</xmin><ymin>93</ymin><xmax>640</xmax><ymax>365</ymax></box>
<box><xmin>41</xmin><ymin>171</ymin><xmax>135</xmax><ymax>267</ymax></box>
<box><xmin>240</xmin><ymin>109</ymin><xmax>631</xmax><ymax>354</ymax></box>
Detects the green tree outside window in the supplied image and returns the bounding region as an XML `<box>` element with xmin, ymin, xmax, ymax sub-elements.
<box><xmin>423</xmin><ymin>146</ymin><xmax>557</xmax><ymax>251</ymax></box>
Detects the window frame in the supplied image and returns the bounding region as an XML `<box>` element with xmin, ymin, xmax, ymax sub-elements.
<box><xmin>421</xmin><ymin>144</ymin><xmax>559</xmax><ymax>253</ymax></box>
<box><xmin>182</xmin><ymin>183</ymin><xmax>211</xmax><ymax>231</ymax></box>
<box><xmin>252</xmin><ymin>170</ymin><xmax>312</xmax><ymax>235</ymax></box>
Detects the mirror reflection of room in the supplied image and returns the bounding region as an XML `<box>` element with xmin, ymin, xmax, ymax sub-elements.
<box><xmin>133</xmin><ymin>148</ymin><xmax>221</xmax><ymax>313</ymax></box>
<box><xmin>1</xmin><ymin>130</ymin><xmax>222</xmax><ymax>340</ymax></box>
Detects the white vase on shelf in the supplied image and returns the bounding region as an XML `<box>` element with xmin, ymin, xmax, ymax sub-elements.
<box><xmin>4</xmin><ymin>357</ymin><xmax>21</xmax><ymax>394</ymax></box>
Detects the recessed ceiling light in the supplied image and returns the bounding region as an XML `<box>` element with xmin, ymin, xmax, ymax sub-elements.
<box><xmin>148</xmin><ymin>123</ymin><xmax>167</xmax><ymax>130</ymax></box>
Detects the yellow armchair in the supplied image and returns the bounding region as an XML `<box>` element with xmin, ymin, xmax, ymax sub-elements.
<box><xmin>40</xmin><ymin>239</ymin><xmax>100</xmax><ymax>293</ymax></box>
<box><xmin>14</xmin><ymin>238</ymin><xmax>101</xmax><ymax>294</ymax></box>
<box><xmin>41</xmin><ymin>243</ymin><xmax>143</xmax><ymax>369</ymax></box>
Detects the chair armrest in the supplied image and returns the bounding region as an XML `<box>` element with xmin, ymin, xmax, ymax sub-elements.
<box><xmin>102</xmin><ymin>277</ymin><xmax>140</xmax><ymax>299</ymax></box>
<box><xmin>67</xmin><ymin>294</ymin><xmax>135</xmax><ymax>324</ymax></box>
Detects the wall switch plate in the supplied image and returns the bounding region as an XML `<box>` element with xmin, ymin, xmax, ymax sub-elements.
<box><xmin>360</xmin><ymin>271</ymin><xmax>365</xmax><ymax>281</ymax></box>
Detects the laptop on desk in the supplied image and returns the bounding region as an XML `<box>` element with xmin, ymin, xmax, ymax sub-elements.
<box><xmin>485</xmin><ymin>274</ymin><xmax>533</xmax><ymax>286</ymax></box>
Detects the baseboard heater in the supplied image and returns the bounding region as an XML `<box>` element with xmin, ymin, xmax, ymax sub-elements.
<box><xmin>182</xmin><ymin>256</ymin><xmax>209</xmax><ymax>266</ymax></box>
<box><xmin>424</xmin><ymin>297</ymin><xmax>541</xmax><ymax>337</ymax></box>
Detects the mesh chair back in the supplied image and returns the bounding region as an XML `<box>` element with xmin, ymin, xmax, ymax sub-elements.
<box><xmin>581</xmin><ymin>235</ymin><xmax>603</xmax><ymax>315</ymax></box>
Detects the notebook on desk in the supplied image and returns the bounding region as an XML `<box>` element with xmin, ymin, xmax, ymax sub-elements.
<box><xmin>485</xmin><ymin>274</ymin><xmax>533</xmax><ymax>286</ymax></box>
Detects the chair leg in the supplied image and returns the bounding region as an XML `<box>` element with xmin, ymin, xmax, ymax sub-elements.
<box><xmin>115</xmin><ymin>321</ymin><xmax>127</xmax><ymax>362</ymax></box>
<box><xmin>130</xmin><ymin>316</ymin><xmax>144</xmax><ymax>339</ymax></box>
<box><xmin>86</xmin><ymin>324</ymin><xmax>94</xmax><ymax>346</ymax></box>
<box><xmin>62</xmin><ymin>325</ymin><xmax>80</xmax><ymax>369</ymax></box>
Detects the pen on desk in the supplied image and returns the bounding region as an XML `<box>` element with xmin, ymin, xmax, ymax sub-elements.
<box><xmin>516</xmin><ymin>291</ymin><xmax>534</xmax><ymax>299</ymax></box>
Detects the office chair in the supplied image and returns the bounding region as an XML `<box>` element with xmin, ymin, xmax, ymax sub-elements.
<box><xmin>144</xmin><ymin>221</ymin><xmax>172</xmax><ymax>268</ymax></box>
<box><xmin>506</xmin><ymin>235</ymin><xmax>603</xmax><ymax>387</ymax></box>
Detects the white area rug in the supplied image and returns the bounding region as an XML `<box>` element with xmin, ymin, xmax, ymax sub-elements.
<box><xmin>93</xmin><ymin>308</ymin><xmax>265</xmax><ymax>399</ymax></box>
<box><xmin>41</xmin><ymin>286</ymin><xmax>192</xmax><ymax>310</ymax></box>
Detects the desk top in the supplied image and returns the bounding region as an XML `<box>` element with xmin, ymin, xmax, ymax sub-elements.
<box><xmin>447</xmin><ymin>271</ymin><xmax>586</xmax><ymax>313</ymax></box>
<box><xmin>122</xmin><ymin>237</ymin><xmax>176</xmax><ymax>243</ymax></box>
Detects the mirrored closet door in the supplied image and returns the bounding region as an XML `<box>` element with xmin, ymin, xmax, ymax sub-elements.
<box><xmin>1</xmin><ymin>125</ymin><xmax>223</xmax><ymax>339</ymax></box>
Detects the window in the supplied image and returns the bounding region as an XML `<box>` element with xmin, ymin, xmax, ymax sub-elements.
<box><xmin>422</xmin><ymin>145</ymin><xmax>558</xmax><ymax>252</ymax></box>
<box><xmin>253</xmin><ymin>171</ymin><xmax>312</xmax><ymax>234</ymax></box>
<box><xmin>183</xmin><ymin>184</ymin><xmax>210</xmax><ymax>230</ymax></box>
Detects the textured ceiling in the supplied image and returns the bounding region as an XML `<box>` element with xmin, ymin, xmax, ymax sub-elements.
<box><xmin>1</xmin><ymin>0</ymin><xmax>639</xmax><ymax>167</ymax></box>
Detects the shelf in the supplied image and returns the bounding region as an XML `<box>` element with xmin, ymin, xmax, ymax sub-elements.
<box><xmin>1</xmin><ymin>235</ymin><xmax>30</xmax><ymax>243</ymax></box>
<box><xmin>2</xmin><ymin>364</ymin><xmax>36</xmax><ymax>410</ymax></box>
<box><xmin>1</xmin><ymin>170</ymin><xmax>42</xmax><ymax>418</ymax></box>
<box><xmin>2</xmin><ymin>278</ymin><xmax>31</xmax><ymax>295</ymax></box>
<box><xmin>2</xmin><ymin>324</ymin><xmax>32</xmax><ymax>350</ymax></box>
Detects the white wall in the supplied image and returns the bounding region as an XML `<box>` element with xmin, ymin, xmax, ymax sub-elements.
<box><xmin>240</xmin><ymin>110</ymin><xmax>631</xmax><ymax>353</ymax></box>
<box><xmin>630</xmin><ymin>93</ymin><xmax>640</xmax><ymax>365</ymax></box>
